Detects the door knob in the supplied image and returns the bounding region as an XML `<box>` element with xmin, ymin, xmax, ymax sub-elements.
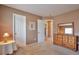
<box><xmin>14</xmin><ymin>33</ymin><xmax>16</xmax><ymax>35</ymax></box>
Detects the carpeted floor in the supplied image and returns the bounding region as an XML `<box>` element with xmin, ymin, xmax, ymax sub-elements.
<box><xmin>13</xmin><ymin>40</ymin><xmax>79</xmax><ymax>55</ymax></box>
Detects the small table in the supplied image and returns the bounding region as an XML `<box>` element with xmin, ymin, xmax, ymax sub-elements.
<box><xmin>0</xmin><ymin>40</ymin><xmax>17</xmax><ymax>55</ymax></box>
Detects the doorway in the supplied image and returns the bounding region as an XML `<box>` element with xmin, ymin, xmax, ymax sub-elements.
<box><xmin>37</xmin><ymin>19</ymin><xmax>53</xmax><ymax>43</ymax></box>
<box><xmin>45</xmin><ymin>20</ymin><xmax>53</xmax><ymax>42</ymax></box>
<box><xmin>13</xmin><ymin>13</ymin><xmax>26</xmax><ymax>47</ymax></box>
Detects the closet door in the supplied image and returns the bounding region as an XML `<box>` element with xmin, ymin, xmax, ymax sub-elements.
<box><xmin>13</xmin><ymin>14</ymin><xmax>26</xmax><ymax>47</ymax></box>
<box><xmin>37</xmin><ymin>20</ymin><xmax>45</xmax><ymax>43</ymax></box>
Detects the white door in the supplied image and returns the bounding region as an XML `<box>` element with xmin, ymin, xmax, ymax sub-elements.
<box><xmin>13</xmin><ymin>14</ymin><xmax>26</xmax><ymax>47</ymax></box>
<box><xmin>37</xmin><ymin>20</ymin><xmax>45</xmax><ymax>43</ymax></box>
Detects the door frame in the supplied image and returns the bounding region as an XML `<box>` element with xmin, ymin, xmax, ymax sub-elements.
<box><xmin>13</xmin><ymin>13</ymin><xmax>15</xmax><ymax>41</ymax></box>
<box><xmin>37</xmin><ymin>19</ymin><xmax>54</xmax><ymax>43</ymax></box>
<box><xmin>13</xmin><ymin>13</ymin><xmax>26</xmax><ymax>44</ymax></box>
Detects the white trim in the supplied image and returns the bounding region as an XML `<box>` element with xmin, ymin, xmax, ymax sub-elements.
<box><xmin>13</xmin><ymin>13</ymin><xmax>15</xmax><ymax>41</ymax></box>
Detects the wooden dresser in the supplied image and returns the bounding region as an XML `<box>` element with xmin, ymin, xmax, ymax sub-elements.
<box><xmin>53</xmin><ymin>34</ymin><xmax>78</xmax><ymax>51</ymax></box>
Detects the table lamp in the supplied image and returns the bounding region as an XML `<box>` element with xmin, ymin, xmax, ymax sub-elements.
<box><xmin>3</xmin><ymin>33</ymin><xmax>10</xmax><ymax>42</ymax></box>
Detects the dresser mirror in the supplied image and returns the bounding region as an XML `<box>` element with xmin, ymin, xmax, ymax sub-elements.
<box><xmin>58</xmin><ymin>22</ymin><xmax>74</xmax><ymax>35</ymax></box>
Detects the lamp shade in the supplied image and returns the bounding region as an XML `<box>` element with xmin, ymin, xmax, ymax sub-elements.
<box><xmin>3</xmin><ymin>33</ymin><xmax>10</xmax><ymax>37</ymax></box>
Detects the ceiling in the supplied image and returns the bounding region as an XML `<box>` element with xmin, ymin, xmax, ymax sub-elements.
<box><xmin>4</xmin><ymin>4</ymin><xmax>79</xmax><ymax>17</ymax></box>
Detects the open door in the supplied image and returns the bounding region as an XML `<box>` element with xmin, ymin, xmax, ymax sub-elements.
<box><xmin>13</xmin><ymin>14</ymin><xmax>26</xmax><ymax>47</ymax></box>
<box><xmin>37</xmin><ymin>20</ymin><xmax>45</xmax><ymax>43</ymax></box>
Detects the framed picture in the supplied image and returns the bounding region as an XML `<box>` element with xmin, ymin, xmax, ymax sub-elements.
<box><xmin>29</xmin><ymin>21</ymin><xmax>36</xmax><ymax>30</ymax></box>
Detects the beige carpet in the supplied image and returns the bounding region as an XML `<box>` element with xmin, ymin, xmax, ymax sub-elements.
<box><xmin>13</xmin><ymin>40</ymin><xmax>79</xmax><ymax>55</ymax></box>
